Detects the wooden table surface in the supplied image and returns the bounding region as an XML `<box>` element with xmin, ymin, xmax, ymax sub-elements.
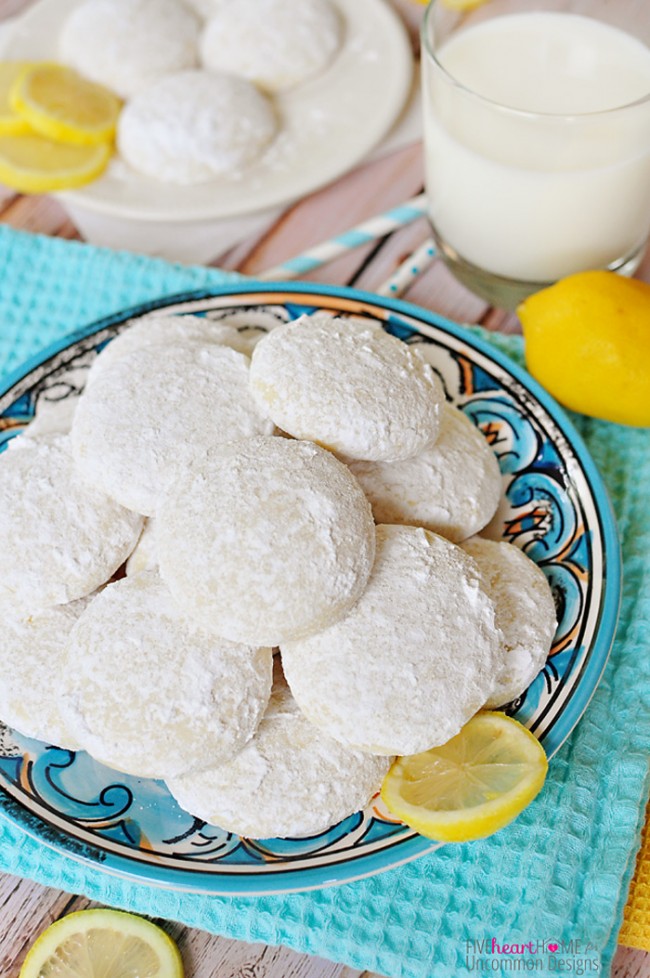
<box><xmin>1</xmin><ymin>1</ymin><xmax>649</xmax><ymax>976</ymax></box>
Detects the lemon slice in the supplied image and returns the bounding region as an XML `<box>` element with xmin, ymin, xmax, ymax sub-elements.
<box><xmin>19</xmin><ymin>909</ymin><xmax>184</xmax><ymax>978</ymax></box>
<box><xmin>441</xmin><ymin>0</ymin><xmax>490</xmax><ymax>9</ymax></box>
<box><xmin>381</xmin><ymin>712</ymin><xmax>548</xmax><ymax>842</ymax></box>
<box><xmin>11</xmin><ymin>63</ymin><xmax>121</xmax><ymax>146</ymax></box>
<box><xmin>0</xmin><ymin>63</ymin><xmax>32</xmax><ymax>135</ymax></box>
<box><xmin>0</xmin><ymin>132</ymin><xmax>111</xmax><ymax>193</ymax></box>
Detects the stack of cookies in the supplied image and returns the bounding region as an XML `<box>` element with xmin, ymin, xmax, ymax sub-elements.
<box><xmin>0</xmin><ymin>311</ymin><xmax>556</xmax><ymax>839</ymax></box>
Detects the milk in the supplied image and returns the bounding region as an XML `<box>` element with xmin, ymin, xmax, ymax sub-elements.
<box><xmin>423</xmin><ymin>13</ymin><xmax>650</xmax><ymax>282</ymax></box>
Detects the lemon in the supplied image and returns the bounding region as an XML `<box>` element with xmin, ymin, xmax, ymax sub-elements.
<box><xmin>441</xmin><ymin>0</ymin><xmax>490</xmax><ymax>9</ymax></box>
<box><xmin>10</xmin><ymin>63</ymin><xmax>120</xmax><ymax>146</ymax></box>
<box><xmin>19</xmin><ymin>908</ymin><xmax>184</xmax><ymax>978</ymax></box>
<box><xmin>0</xmin><ymin>131</ymin><xmax>111</xmax><ymax>193</ymax></box>
<box><xmin>380</xmin><ymin>712</ymin><xmax>548</xmax><ymax>842</ymax></box>
<box><xmin>0</xmin><ymin>63</ymin><xmax>32</xmax><ymax>135</ymax></box>
<box><xmin>519</xmin><ymin>271</ymin><xmax>650</xmax><ymax>427</ymax></box>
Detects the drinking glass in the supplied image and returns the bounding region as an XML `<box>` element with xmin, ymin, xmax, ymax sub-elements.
<box><xmin>421</xmin><ymin>0</ymin><xmax>650</xmax><ymax>308</ymax></box>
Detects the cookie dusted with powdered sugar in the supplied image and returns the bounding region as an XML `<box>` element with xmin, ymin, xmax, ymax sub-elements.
<box><xmin>156</xmin><ymin>436</ymin><xmax>376</xmax><ymax>646</ymax></box>
<box><xmin>166</xmin><ymin>674</ymin><xmax>390</xmax><ymax>839</ymax></box>
<box><xmin>462</xmin><ymin>537</ymin><xmax>557</xmax><ymax>709</ymax></box>
<box><xmin>200</xmin><ymin>0</ymin><xmax>341</xmax><ymax>92</ymax></box>
<box><xmin>125</xmin><ymin>518</ymin><xmax>158</xmax><ymax>576</ymax></box>
<box><xmin>60</xmin><ymin>0</ymin><xmax>200</xmax><ymax>100</ymax></box>
<box><xmin>349</xmin><ymin>404</ymin><xmax>502</xmax><ymax>542</ymax></box>
<box><xmin>281</xmin><ymin>524</ymin><xmax>502</xmax><ymax>756</ymax></box>
<box><xmin>65</xmin><ymin>573</ymin><xmax>273</xmax><ymax>780</ymax></box>
<box><xmin>0</xmin><ymin>599</ymin><xmax>90</xmax><ymax>751</ymax></box>
<box><xmin>71</xmin><ymin>343</ymin><xmax>274</xmax><ymax>517</ymax></box>
<box><xmin>88</xmin><ymin>314</ymin><xmax>254</xmax><ymax>387</ymax></box>
<box><xmin>249</xmin><ymin>314</ymin><xmax>443</xmax><ymax>462</ymax></box>
<box><xmin>0</xmin><ymin>436</ymin><xmax>142</xmax><ymax>616</ymax></box>
<box><xmin>118</xmin><ymin>71</ymin><xmax>276</xmax><ymax>183</ymax></box>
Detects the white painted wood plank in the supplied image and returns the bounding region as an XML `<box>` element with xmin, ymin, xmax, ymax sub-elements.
<box><xmin>612</xmin><ymin>947</ymin><xmax>650</xmax><ymax>978</ymax></box>
<box><xmin>239</xmin><ymin>145</ymin><xmax>423</xmax><ymax>282</ymax></box>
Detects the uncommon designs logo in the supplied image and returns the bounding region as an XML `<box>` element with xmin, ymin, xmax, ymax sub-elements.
<box><xmin>465</xmin><ymin>938</ymin><xmax>600</xmax><ymax>973</ymax></box>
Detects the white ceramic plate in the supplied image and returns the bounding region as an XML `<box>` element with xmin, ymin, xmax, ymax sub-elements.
<box><xmin>3</xmin><ymin>0</ymin><xmax>413</xmax><ymax>221</ymax></box>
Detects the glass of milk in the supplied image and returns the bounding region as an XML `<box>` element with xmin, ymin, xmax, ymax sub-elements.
<box><xmin>421</xmin><ymin>0</ymin><xmax>650</xmax><ymax>307</ymax></box>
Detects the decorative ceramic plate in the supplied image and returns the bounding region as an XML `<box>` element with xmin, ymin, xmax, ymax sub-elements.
<box><xmin>2</xmin><ymin>0</ymin><xmax>413</xmax><ymax>221</ymax></box>
<box><xmin>0</xmin><ymin>284</ymin><xmax>620</xmax><ymax>896</ymax></box>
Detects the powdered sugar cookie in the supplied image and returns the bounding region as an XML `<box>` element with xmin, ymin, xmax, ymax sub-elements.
<box><xmin>157</xmin><ymin>436</ymin><xmax>376</xmax><ymax>645</ymax></box>
<box><xmin>281</xmin><ymin>524</ymin><xmax>501</xmax><ymax>756</ymax></box>
<box><xmin>0</xmin><ymin>599</ymin><xmax>89</xmax><ymax>751</ymax></box>
<box><xmin>166</xmin><ymin>675</ymin><xmax>390</xmax><ymax>838</ymax></box>
<box><xmin>0</xmin><ymin>435</ymin><xmax>142</xmax><ymax>616</ymax></box>
<box><xmin>118</xmin><ymin>70</ymin><xmax>276</xmax><ymax>183</ymax></box>
<box><xmin>462</xmin><ymin>537</ymin><xmax>557</xmax><ymax>708</ymax></box>
<box><xmin>203</xmin><ymin>305</ymin><xmax>292</xmax><ymax>357</ymax></box>
<box><xmin>88</xmin><ymin>314</ymin><xmax>253</xmax><ymax>387</ymax></box>
<box><xmin>249</xmin><ymin>314</ymin><xmax>443</xmax><ymax>461</ymax></box>
<box><xmin>65</xmin><ymin>572</ymin><xmax>273</xmax><ymax>780</ymax></box>
<box><xmin>349</xmin><ymin>404</ymin><xmax>502</xmax><ymax>542</ymax></box>
<box><xmin>22</xmin><ymin>397</ymin><xmax>78</xmax><ymax>440</ymax></box>
<box><xmin>60</xmin><ymin>0</ymin><xmax>200</xmax><ymax>100</ymax></box>
<box><xmin>200</xmin><ymin>0</ymin><xmax>341</xmax><ymax>93</ymax></box>
<box><xmin>71</xmin><ymin>343</ymin><xmax>273</xmax><ymax>516</ymax></box>
<box><xmin>183</xmin><ymin>0</ymin><xmax>214</xmax><ymax>16</ymax></box>
<box><xmin>125</xmin><ymin>518</ymin><xmax>158</xmax><ymax>576</ymax></box>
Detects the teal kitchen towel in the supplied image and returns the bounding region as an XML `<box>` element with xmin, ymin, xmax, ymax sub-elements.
<box><xmin>0</xmin><ymin>226</ymin><xmax>649</xmax><ymax>978</ymax></box>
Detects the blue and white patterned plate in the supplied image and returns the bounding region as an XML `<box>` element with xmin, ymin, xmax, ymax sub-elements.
<box><xmin>0</xmin><ymin>284</ymin><xmax>621</xmax><ymax>896</ymax></box>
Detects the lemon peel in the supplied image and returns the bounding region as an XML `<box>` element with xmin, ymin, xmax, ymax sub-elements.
<box><xmin>0</xmin><ymin>62</ymin><xmax>31</xmax><ymax>135</ymax></box>
<box><xmin>19</xmin><ymin>908</ymin><xmax>184</xmax><ymax>978</ymax></box>
<box><xmin>440</xmin><ymin>0</ymin><xmax>491</xmax><ymax>9</ymax></box>
<box><xmin>10</xmin><ymin>63</ymin><xmax>121</xmax><ymax>146</ymax></box>
<box><xmin>380</xmin><ymin>712</ymin><xmax>548</xmax><ymax>842</ymax></box>
<box><xmin>519</xmin><ymin>271</ymin><xmax>650</xmax><ymax>427</ymax></box>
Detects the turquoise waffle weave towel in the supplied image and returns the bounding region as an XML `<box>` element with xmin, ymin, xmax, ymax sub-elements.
<box><xmin>0</xmin><ymin>226</ymin><xmax>648</xmax><ymax>978</ymax></box>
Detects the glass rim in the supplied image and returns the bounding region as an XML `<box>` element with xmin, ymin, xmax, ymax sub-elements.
<box><xmin>420</xmin><ymin>0</ymin><xmax>650</xmax><ymax>119</ymax></box>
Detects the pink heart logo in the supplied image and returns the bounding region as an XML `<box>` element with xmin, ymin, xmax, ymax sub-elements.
<box><xmin>549</xmin><ymin>944</ymin><xmax>559</xmax><ymax>953</ymax></box>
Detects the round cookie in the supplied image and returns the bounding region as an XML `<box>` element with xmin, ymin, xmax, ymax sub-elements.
<box><xmin>65</xmin><ymin>572</ymin><xmax>273</xmax><ymax>780</ymax></box>
<box><xmin>22</xmin><ymin>396</ymin><xmax>78</xmax><ymax>440</ymax></box>
<box><xmin>118</xmin><ymin>70</ymin><xmax>276</xmax><ymax>183</ymax></box>
<box><xmin>166</xmin><ymin>676</ymin><xmax>390</xmax><ymax>838</ymax></box>
<box><xmin>200</xmin><ymin>0</ymin><xmax>341</xmax><ymax>93</ymax></box>
<box><xmin>281</xmin><ymin>524</ymin><xmax>502</xmax><ymax>756</ymax></box>
<box><xmin>0</xmin><ymin>599</ymin><xmax>89</xmax><ymax>751</ymax></box>
<box><xmin>183</xmin><ymin>0</ymin><xmax>215</xmax><ymax>17</ymax></box>
<box><xmin>71</xmin><ymin>343</ymin><xmax>274</xmax><ymax>516</ymax></box>
<box><xmin>349</xmin><ymin>403</ymin><xmax>502</xmax><ymax>542</ymax></box>
<box><xmin>60</xmin><ymin>0</ymin><xmax>200</xmax><ymax>100</ymax></box>
<box><xmin>88</xmin><ymin>314</ymin><xmax>254</xmax><ymax>386</ymax></box>
<box><xmin>462</xmin><ymin>537</ymin><xmax>557</xmax><ymax>708</ymax></box>
<box><xmin>0</xmin><ymin>435</ymin><xmax>142</xmax><ymax>616</ymax></box>
<box><xmin>249</xmin><ymin>314</ymin><xmax>443</xmax><ymax>461</ymax></box>
<box><xmin>157</xmin><ymin>436</ymin><xmax>376</xmax><ymax>646</ymax></box>
<box><xmin>125</xmin><ymin>518</ymin><xmax>158</xmax><ymax>576</ymax></box>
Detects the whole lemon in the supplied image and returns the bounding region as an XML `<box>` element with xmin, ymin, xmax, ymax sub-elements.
<box><xmin>519</xmin><ymin>271</ymin><xmax>650</xmax><ymax>427</ymax></box>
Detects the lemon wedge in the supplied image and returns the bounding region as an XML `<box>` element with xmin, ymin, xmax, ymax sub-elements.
<box><xmin>0</xmin><ymin>63</ymin><xmax>31</xmax><ymax>135</ymax></box>
<box><xmin>519</xmin><ymin>270</ymin><xmax>650</xmax><ymax>427</ymax></box>
<box><xmin>381</xmin><ymin>712</ymin><xmax>548</xmax><ymax>842</ymax></box>
<box><xmin>0</xmin><ymin>131</ymin><xmax>111</xmax><ymax>192</ymax></box>
<box><xmin>19</xmin><ymin>908</ymin><xmax>184</xmax><ymax>978</ymax></box>
<box><xmin>10</xmin><ymin>63</ymin><xmax>120</xmax><ymax>146</ymax></box>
